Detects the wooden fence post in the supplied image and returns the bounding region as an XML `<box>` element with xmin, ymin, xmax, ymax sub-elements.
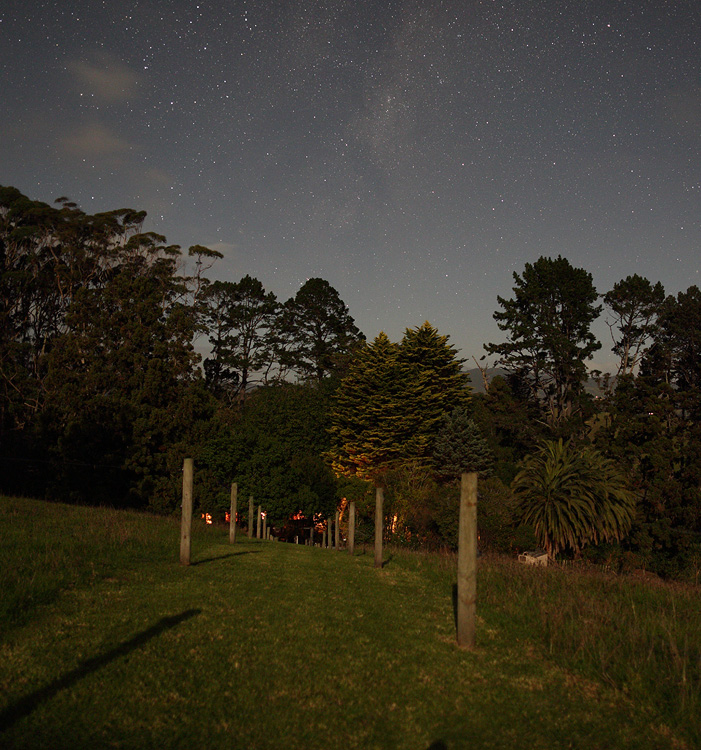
<box><xmin>257</xmin><ymin>505</ymin><xmax>262</xmax><ymax>539</ymax></box>
<box><xmin>263</xmin><ymin>513</ymin><xmax>267</xmax><ymax>540</ymax></box>
<box><xmin>374</xmin><ymin>487</ymin><xmax>383</xmax><ymax>569</ymax></box>
<box><xmin>457</xmin><ymin>472</ymin><xmax>478</xmax><ymax>648</ymax></box>
<box><xmin>229</xmin><ymin>482</ymin><xmax>237</xmax><ymax>544</ymax></box>
<box><xmin>180</xmin><ymin>458</ymin><xmax>194</xmax><ymax>566</ymax></box>
<box><xmin>248</xmin><ymin>496</ymin><xmax>254</xmax><ymax>539</ymax></box>
<box><xmin>335</xmin><ymin>510</ymin><xmax>340</xmax><ymax>549</ymax></box>
<box><xmin>348</xmin><ymin>501</ymin><xmax>355</xmax><ymax>555</ymax></box>
<box><xmin>327</xmin><ymin>516</ymin><xmax>332</xmax><ymax>548</ymax></box>
<box><xmin>310</xmin><ymin>522</ymin><xmax>314</xmax><ymax>546</ymax></box>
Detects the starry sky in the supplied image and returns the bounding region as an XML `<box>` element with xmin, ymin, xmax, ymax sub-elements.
<box><xmin>3</xmin><ymin>0</ymin><xmax>700</xmax><ymax>372</ymax></box>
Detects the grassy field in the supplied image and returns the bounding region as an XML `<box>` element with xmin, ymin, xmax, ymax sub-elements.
<box><xmin>1</xmin><ymin>496</ymin><xmax>699</xmax><ymax>750</ymax></box>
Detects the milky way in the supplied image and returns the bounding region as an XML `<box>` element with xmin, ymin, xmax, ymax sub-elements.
<box><xmin>3</xmin><ymin>0</ymin><xmax>700</xmax><ymax>371</ymax></box>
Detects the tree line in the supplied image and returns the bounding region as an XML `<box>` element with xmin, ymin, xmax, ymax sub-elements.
<box><xmin>1</xmin><ymin>186</ymin><xmax>699</xmax><ymax>579</ymax></box>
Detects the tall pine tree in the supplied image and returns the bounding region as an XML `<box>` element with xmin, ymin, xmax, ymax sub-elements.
<box><xmin>283</xmin><ymin>278</ymin><xmax>364</xmax><ymax>383</ymax></box>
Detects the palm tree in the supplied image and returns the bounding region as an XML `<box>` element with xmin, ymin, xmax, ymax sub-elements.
<box><xmin>512</xmin><ymin>439</ymin><xmax>636</xmax><ymax>558</ymax></box>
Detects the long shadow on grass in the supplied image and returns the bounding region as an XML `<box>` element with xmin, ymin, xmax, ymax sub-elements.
<box><xmin>0</xmin><ymin>609</ymin><xmax>201</xmax><ymax>733</ymax></box>
<box><xmin>192</xmin><ymin>550</ymin><xmax>261</xmax><ymax>566</ymax></box>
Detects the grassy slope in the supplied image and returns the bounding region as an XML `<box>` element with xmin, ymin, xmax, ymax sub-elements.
<box><xmin>0</xmin><ymin>496</ymin><xmax>698</xmax><ymax>750</ymax></box>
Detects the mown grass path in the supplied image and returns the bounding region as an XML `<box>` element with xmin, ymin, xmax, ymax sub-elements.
<box><xmin>0</xmin><ymin>498</ymin><xmax>696</xmax><ymax>749</ymax></box>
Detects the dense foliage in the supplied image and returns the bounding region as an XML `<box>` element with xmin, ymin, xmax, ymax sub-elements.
<box><xmin>2</xmin><ymin>186</ymin><xmax>700</xmax><ymax>578</ymax></box>
<box><xmin>0</xmin><ymin>187</ymin><xmax>358</xmax><ymax>518</ymax></box>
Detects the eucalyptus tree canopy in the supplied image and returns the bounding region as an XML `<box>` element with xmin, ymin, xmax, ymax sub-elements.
<box><xmin>0</xmin><ymin>185</ymin><xmax>216</xmax><ymax>508</ymax></box>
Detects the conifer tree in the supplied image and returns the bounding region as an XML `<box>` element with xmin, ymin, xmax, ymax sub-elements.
<box><xmin>328</xmin><ymin>333</ymin><xmax>428</xmax><ymax>481</ymax></box>
<box><xmin>328</xmin><ymin>324</ymin><xmax>472</xmax><ymax>481</ymax></box>
<box><xmin>433</xmin><ymin>408</ymin><xmax>493</xmax><ymax>481</ymax></box>
<box><xmin>283</xmin><ymin>278</ymin><xmax>364</xmax><ymax>383</ymax></box>
<box><xmin>603</xmin><ymin>274</ymin><xmax>665</xmax><ymax>379</ymax></box>
<box><xmin>485</xmin><ymin>256</ymin><xmax>601</xmax><ymax>428</ymax></box>
<box><xmin>399</xmin><ymin>321</ymin><xmax>472</xmax><ymax>462</ymax></box>
<box><xmin>400</xmin><ymin>322</ymin><xmax>470</xmax><ymax>408</ymax></box>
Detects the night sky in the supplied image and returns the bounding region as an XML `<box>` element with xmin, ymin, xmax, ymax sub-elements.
<box><xmin>3</xmin><ymin>0</ymin><xmax>700</xmax><ymax>372</ymax></box>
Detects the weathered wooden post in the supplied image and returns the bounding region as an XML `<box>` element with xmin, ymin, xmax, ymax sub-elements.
<box><xmin>263</xmin><ymin>513</ymin><xmax>267</xmax><ymax>540</ymax></box>
<box><xmin>348</xmin><ymin>501</ymin><xmax>355</xmax><ymax>555</ymax></box>
<box><xmin>248</xmin><ymin>496</ymin><xmax>254</xmax><ymax>539</ymax></box>
<box><xmin>180</xmin><ymin>458</ymin><xmax>194</xmax><ymax>566</ymax></box>
<box><xmin>310</xmin><ymin>522</ymin><xmax>314</xmax><ymax>546</ymax></box>
<box><xmin>335</xmin><ymin>510</ymin><xmax>340</xmax><ymax>549</ymax></box>
<box><xmin>257</xmin><ymin>505</ymin><xmax>262</xmax><ymax>539</ymax></box>
<box><xmin>327</xmin><ymin>516</ymin><xmax>333</xmax><ymax>548</ymax></box>
<box><xmin>457</xmin><ymin>472</ymin><xmax>478</xmax><ymax>648</ymax></box>
<box><xmin>229</xmin><ymin>482</ymin><xmax>237</xmax><ymax>544</ymax></box>
<box><xmin>374</xmin><ymin>487</ymin><xmax>383</xmax><ymax>569</ymax></box>
<box><xmin>322</xmin><ymin>528</ymin><xmax>326</xmax><ymax>548</ymax></box>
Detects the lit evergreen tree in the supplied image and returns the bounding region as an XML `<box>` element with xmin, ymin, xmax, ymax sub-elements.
<box><xmin>328</xmin><ymin>332</ymin><xmax>428</xmax><ymax>481</ymax></box>
<box><xmin>328</xmin><ymin>323</ymin><xmax>471</xmax><ymax>481</ymax></box>
<box><xmin>399</xmin><ymin>321</ymin><xmax>471</xmax><ymax>454</ymax></box>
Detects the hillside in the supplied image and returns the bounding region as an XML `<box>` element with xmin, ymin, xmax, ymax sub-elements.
<box><xmin>466</xmin><ymin>367</ymin><xmax>606</xmax><ymax>396</ymax></box>
<box><xmin>1</xmin><ymin>497</ymin><xmax>698</xmax><ymax>749</ymax></box>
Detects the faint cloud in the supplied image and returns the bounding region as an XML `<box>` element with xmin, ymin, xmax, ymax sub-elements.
<box><xmin>62</xmin><ymin>122</ymin><xmax>133</xmax><ymax>157</ymax></box>
<box><xmin>144</xmin><ymin>167</ymin><xmax>171</xmax><ymax>186</ymax></box>
<box><xmin>68</xmin><ymin>54</ymin><xmax>140</xmax><ymax>102</ymax></box>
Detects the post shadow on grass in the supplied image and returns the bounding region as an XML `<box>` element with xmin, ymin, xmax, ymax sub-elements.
<box><xmin>191</xmin><ymin>550</ymin><xmax>261</xmax><ymax>566</ymax></box>
<box><xmin>426</xmin><ymin>742</ymin><xmax>447</xmax><ymax>750</ymax></box>
<box><xmin>451</xmin><ymin>583</ymin><xmax>459</xmax><ymax>630</ymax></box>
<box><xmin>0</xmin><ymin>609</ymin><xmax>201</xmax><ymax>733</ymax></box>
